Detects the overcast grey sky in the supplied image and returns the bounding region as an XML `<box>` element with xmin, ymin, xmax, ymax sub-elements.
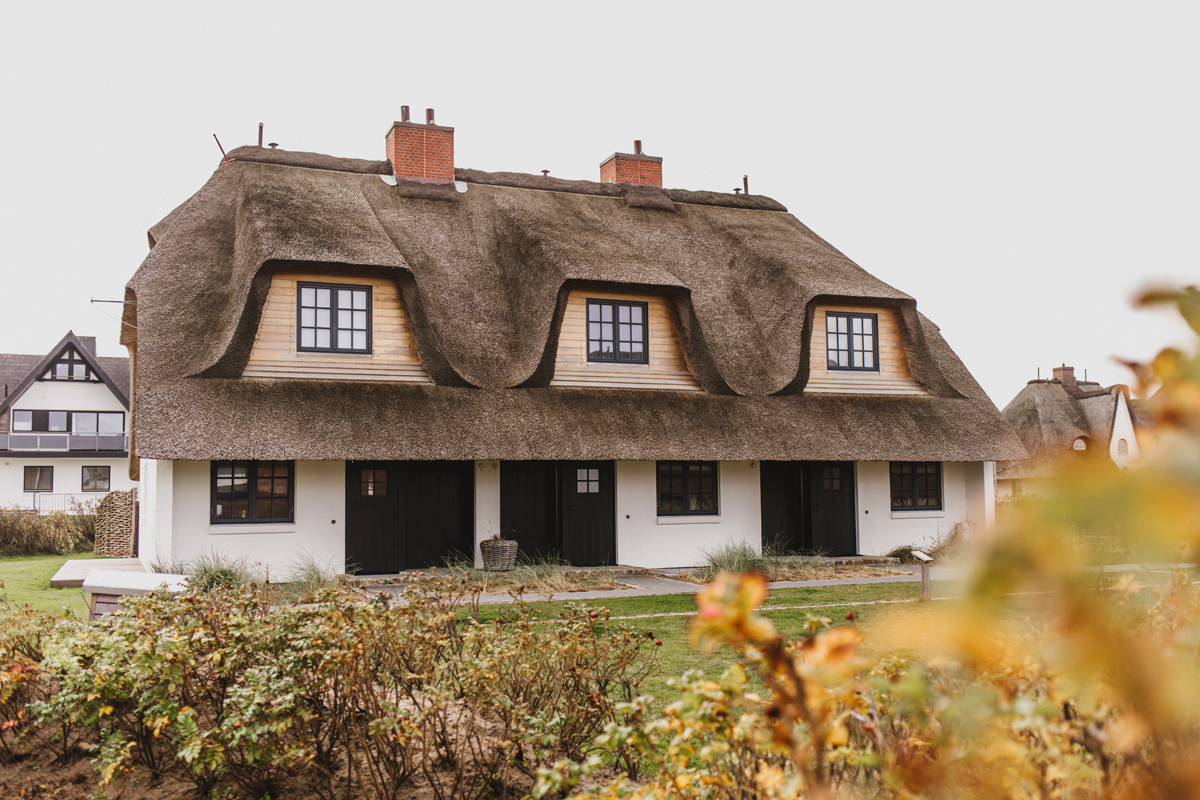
<box><xmin>1</xmin><ymin>1</ymin><xmax>1195</xmax><ymax>406</ymax></box>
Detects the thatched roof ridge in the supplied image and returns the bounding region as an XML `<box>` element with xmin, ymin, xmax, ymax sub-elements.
<box><xmin>123</xmin><ymin>151</ymin><xmax>1024</xmax><ymax>462</ymax></box>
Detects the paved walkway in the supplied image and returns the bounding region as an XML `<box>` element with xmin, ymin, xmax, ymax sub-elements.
<box><xmin>364</xmin><ymin>565</ymin><xmax>966</xmax><ymax>606</ymax></box>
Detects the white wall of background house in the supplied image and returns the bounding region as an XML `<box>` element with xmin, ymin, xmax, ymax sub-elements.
<box><xmin>1110</xmin><ymin>392</ymin><xmax>1140</xmax><ymax>469</ymax></box>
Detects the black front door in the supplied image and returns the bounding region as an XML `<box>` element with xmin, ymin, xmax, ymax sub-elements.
<box><xmin>560</xmin><ymin>461</ymin><xmax>616</xmax><ymax>566</ymax></box>
<box><xmin>346</xmin><ymin>461</ymin><xmax>401</xmax><ymax>574</ymax></box>
<box><xmin>500</xmin><ymin>461</ymin><xmax>559</xmax><ymax>560</ymax></box>
<box><xmin>760</xmin><ymin>461</ymin><xmax>805</xmax><ymax>553</ymax></box>
<box><xmin>345</xmin><ymin>461</ymin><xmax>474</xmax><ymax>574</ymax></box>
<box><xmin>805</xmin><ymin>461</ymin><xmax>857</xmax><ymax>556</ymax></box>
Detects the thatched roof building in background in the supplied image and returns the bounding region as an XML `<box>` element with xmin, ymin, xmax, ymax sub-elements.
<box><xmin>998</xmin><ymin>366</ymin><xmax>1148</xmax><ymax>481</ymax></box>
<box><xmin>121</xmin><ymin>144</ymin><xmax>1025</xmax><ymax>466</ymax></box>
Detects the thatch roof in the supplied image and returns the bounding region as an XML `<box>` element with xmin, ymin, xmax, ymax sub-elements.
<box><xmin>122</xmin><ymin>147</ymin><xmax>1025</xmax><ymax>463</ymax></box>
<box><xmin>996</xmin><ymin>379</ymin><xmax>1132</xmax><ymax>479</ymax></box>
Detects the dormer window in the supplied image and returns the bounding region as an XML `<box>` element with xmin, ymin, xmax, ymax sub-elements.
<box><xmin>1073</xmin><ymin>438</ymin><xmax>1087</xmax><ymax>451</ymax></box>
<box><xmin>1117</xmin><ymin>438</ymin><xmax>1128</xmax><ymax>455</ymax></box>
<box><xmin>587</xmin><ymin>299</ymin><xmax>647</xmax><ymax>363</ymax></box>
<box><xmin>297</xmin><ymin>282</ymin><xmax>372</xmax><ymax>353</ymax></box>
<box><xmin>43</xmin><ymin>347</ymin><xmax>93</xmax><ymax>381</ymax></box>
<box><xmin>826</xmin><ymin>312</ymin><xmax>878</xmax><ymax>371</ymax></box>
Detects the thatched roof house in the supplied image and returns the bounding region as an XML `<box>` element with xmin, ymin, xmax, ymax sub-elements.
<box><xmin>123</xmin><ymin>112</ymin><xmax>1023</xmax><ymax>572</ymax></box>
<box><xmin>997</xmin><ymin>365</ymin><xmax>1147</xmax><ymax>493</ymax></box>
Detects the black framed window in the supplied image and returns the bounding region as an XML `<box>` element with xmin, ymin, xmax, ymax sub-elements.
<box><xmin>24</xmin><ymin>466</ymin><xmax>52</xmax><ymax>492</ymax></box>
<box><xmin>890</xmin><ymin>462</ymin><xmax>942</xmax><ymax>510</ymax></box>
<box><xmin>211</xmin><ymin>460</ymin><xmax>294</xmax><ymax>524</ymax></box>
<box><xmin>656</xmin><ymin>461</ymin><xmax>718</xmax><ymax>516</ymax></box>
<box><xmin>361</xmin><ymin>469</ymin><xmax>387</xmax><ymax>496</ymax></box>
<box><xmin>587</xmin><ymin>299</ymin><xmax>648</xmax><ymax>363</ymax></box>
<box><xmin>82</xmin><ymin>466</ymin><xmax>111</xmax><ymax>492</ymax></box>
<box><xmin>826</xmin><ymin>312</ymin><xmax>878</xmax><ymax>371</ymax></box>
<box><xmin>42</xmin><ymin>347</ymin><xmax>94</xmax><ymax>381</ymax></box>
<box><xmin>297</xmin><ymin>282</ymin><xmax>371</xmax><ymax>353</ymax></box>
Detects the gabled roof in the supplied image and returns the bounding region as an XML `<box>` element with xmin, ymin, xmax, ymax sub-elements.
<box><xmin>0</xmin><ymin>332</ymin><xmax>130</xmax><ymax>415</ymax></box>
<box><xmin>122</xmin><ymin>148</ymin><xmax>1026</xmax><ymax>463</ymax></box>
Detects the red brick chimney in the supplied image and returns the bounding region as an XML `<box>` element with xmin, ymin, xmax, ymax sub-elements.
<box><xmin>385</xmin><ymin>107</ymin><xmax>454</xmax><ymax>183</ymax></box>
<box><xmin>1052</xmin><ymin>365</ymin><xmax>1077</xmax><ymax>388</ymax></box>
<box><xmin>600</xmin><ymin>140</ymin><xmax>662</xmax><ymax>186</ymax></box>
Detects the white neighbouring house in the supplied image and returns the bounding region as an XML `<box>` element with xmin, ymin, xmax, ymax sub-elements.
<box><xmin>996</xmin><ymin>365</ymin><xmax>1152</xmax><ymax>498</ymax></box>
<box><xmin>0</xmin><ymin>333</ymin><xmax>136</xmax><ymax>512</ymax></box>
<box><xmin>123</xmin><ymin>113</ymin><xmax>1025</xmax><ymax>574</ymax></box>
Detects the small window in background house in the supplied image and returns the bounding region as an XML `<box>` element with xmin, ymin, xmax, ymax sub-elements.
<box><xmin>1073</xmin><ymin>439</ymin><xmax>1087</xmax><ymax>451</ymax></box>
<box><xmin>1117</xmin><ymin>438</ymin><xmax>1128</xmax><ymax>455</ymax></box>
<box><xmin>1013</xmin><ymin>480</ymin><xmax>1023</xmax><ymax>495</ymax></box>
<box><xmin>11</xmin><ymin>410</ymin><xmax>32</xmax><ymax>431</ymax></box>
<box><xmin>24</xmin><ymin>466</ymin><xmax>52</xmax><ymax>492</ymax></box>
<box><xmin>82</xmin><ymin>466</ymin><xmax>110</xmax><ymax>492</ymax></box>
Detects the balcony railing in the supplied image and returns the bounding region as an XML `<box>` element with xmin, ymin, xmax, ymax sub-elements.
<box><xmin>33</xmin><ymin>493</ymin><xmax>100</xmax><ymax>515</ymax></box>
<box><xmin>0</xmin><ymin>432</ymin><xmax>128</xmax><ymax>452</ymax></box>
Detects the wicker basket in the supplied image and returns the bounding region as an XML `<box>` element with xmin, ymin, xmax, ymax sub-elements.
<box><xmin>480</xmin><ymin>538</ymin><xmax>519</xmax><ymax>571</ymax></box>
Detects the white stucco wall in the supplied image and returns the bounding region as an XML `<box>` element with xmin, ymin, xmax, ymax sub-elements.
<box><xmin>473</xmin><ymin>460</ymin><xmax>501</xmax><ymax>567</ymax></box>
<box><xmin>856</xmin><ymin>461</ymin><xmax>988</xmax><ymax>555</ymax></box>
<box><xmin>11</xmin><ymin>380</ymin><xmax>128</xmax><ymax>415</ymax></box>
<box><xmin>615</xmin><ymin>460</ymin><xmax>760</xmax><ymax>568</ymax></box>
<box><xmin>148</xmin><ymin>460</ymin><xmax>346</xmax><ymax>579</ymax></box>
<box><xmin>1110</xmin><ymin>392</ymin><xmax>1140</xmax><ymax>468</ymax></box>
<box><xmin>0</xmin><ymin>456</ymin><xmax>135</xmax><ymax>509</ymax></box>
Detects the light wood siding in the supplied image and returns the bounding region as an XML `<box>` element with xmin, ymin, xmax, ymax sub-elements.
<box><xmin>550</xmin><ymin>290</ymin><xmax>701</xmax><ymax>391</ymax></box>
<box><xmin>805</xmin><ymin>305</ymin><xmax>926</xmax><ymax>395</ymax></box>
<box><xmin>243</xmin><ymin>272</ymin><xmax>433</xmax><ymax>384</ymax></box>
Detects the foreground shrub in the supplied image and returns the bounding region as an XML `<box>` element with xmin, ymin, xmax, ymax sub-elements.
<box><xmin>538</xmin><ymin>287</ymin><xmax>1200</xmax><ymax>798</ymax></box>
<box><xmin>0</xmin><ymin>507</ymin><xmax>92</xmax><ymax>556</ymax></box>
<box><xmin>23</xmin><ymin>573</ymin><xmax>656</xmax><ymax>799</ymax></box>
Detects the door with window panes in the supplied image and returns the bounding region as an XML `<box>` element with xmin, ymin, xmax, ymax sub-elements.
<box><xmin>345</xmin><ymin>462</ymin><xmax>401</xmax><ymax>574</ymax></box>
<box><xmin>805</xmin><ymin>461</ymin><xmax>857</xmax><ymax>556</ymax></box>
<box><xmin>560</xmin><ymin>461</ymin><xmax>615</xmax><ymax>566</ymax></box>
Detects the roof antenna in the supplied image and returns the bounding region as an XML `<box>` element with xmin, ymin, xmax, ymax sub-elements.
<box><xmin>258</xmin><ymin>123</ymin><xmax>264</xmax><ymax>148</ymax></box>
<box><xmin>743</xmin><ymin>175</ymin><xmax>749</xmax><ymax>195</ymax></box>
<box><xmin>213</xmin><ymin>134</ymin><xmax>231</xmax><ymax>163</ymax></box>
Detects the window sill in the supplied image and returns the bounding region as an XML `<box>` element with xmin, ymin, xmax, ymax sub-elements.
<box><xmin>209</xmin><ymin>524</ymin><xmax>297</xmax><ymax>535</ymax></box>
<box><xmin>657</xmin><ymin>515</ymin><xmax>722</xmax><ymax>525</ymax></box>
<box><xmin>890</xmin><ymin>510</ymin><xmax>945</xmax><ymax>520</ymax></box>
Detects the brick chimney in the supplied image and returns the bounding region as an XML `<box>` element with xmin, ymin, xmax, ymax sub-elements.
<box><xmin>600</xmin><ymin>140</ymin><xmax>662</xmax><ymax>186</ymax></box>
<box><xmin>385</xmin><ymin>107</ymin><xmax>454</xmax><ymax>183</ymax></box>
<box><xmin>1052</xmin><ymin>365</ymin><xmax>1077</xmax><ymax>388</ymax></box>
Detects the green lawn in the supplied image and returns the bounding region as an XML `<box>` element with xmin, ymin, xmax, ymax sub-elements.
<box><xmin>469</xmin><ymin>580</ymin><xmax>963</xmax><ymax>712</ymax></box>
<box><xmin>0</xmin><ymin>552</ymin><xmax>98</xmax><ymax>618</ymax></box>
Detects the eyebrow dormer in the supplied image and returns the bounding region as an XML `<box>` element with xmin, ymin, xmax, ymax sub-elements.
<box><xmin>550</xmin><ymin>289</ymin><xmax>701</xmax><ymax>391</ymax></box>
<box><xmin>805</xmin><ymin>303</ymin><xmax>926</xmax><ymax>395</ymax></box>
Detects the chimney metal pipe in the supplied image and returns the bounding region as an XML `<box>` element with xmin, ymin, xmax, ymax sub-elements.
<box><xmin>426</xmin><ymin>108</ymin><xmax>435</xmax><ymax>125</ymax></box>
<box><xmin>401</xmin><ymin>106</ymin><xmax>410</xmax><ymax>123</ymax></box>
<box><xmin>258</xmin><ymin>123</ymin><xmax>263</xmax><ymax>148</ymax></box>
<box><xmin>634</xmin><ymin>140</ymin><xmax>642</xmax><ymax>155</ymax></box>
<box><xmin>743</xmin><ymin>175</ymin><xmax>749</xmax><ymax>195</ymax></box>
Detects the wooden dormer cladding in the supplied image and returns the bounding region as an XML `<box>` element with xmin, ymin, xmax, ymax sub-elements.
<box><xmin>805</xmin><ymin>304</ymin><xmax>926</xmax><ymax>395</ymax></box>
<box><xmin>550</xmin><ymin>289</ymin><xmax>701</xmax><ymax>391</ymax></box>
<box><xmin>242</xmin><ymin>271</ymin><xmax>433</xmax><ymax>384</ymax></box>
